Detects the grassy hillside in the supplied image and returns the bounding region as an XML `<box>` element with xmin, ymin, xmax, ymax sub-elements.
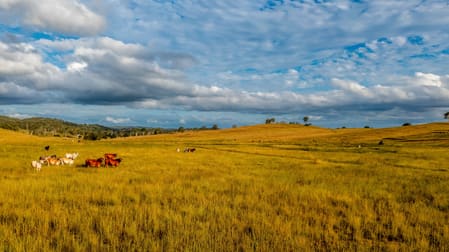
<box><xmin>0</xmin><ymin>123</ymin><xmax>448</xmax><ymax>250</ymax></box>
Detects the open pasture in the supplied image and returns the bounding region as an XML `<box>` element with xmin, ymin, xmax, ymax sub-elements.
<box><xmin>0</xmin><ymin>123</ymin><xmax>449</xmax><ymax>250</ymax></box>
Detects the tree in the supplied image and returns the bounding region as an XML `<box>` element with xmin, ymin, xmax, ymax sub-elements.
<box><xmin>212</xmin><ymin>124</ymin><xmax>219</xmax><ymax>130</ymax></box>
<box><xmin>265</xmin><ymin>118</ymin><xmax>275</xmax><ymax>124</ymax></box>
<box><xmin>303</xmin><ymin>116</ymin><xmax>312</xmax><ymax>126</ymax></box>
<box><xmin>445</xmin><ymin>112</ymin><xmax>449</xmax><ymax>120</ymax></box>
<box><xmin>303</xmin><ymin>116</ymin><xmax>309</xmax><ymax>125</ymax></box>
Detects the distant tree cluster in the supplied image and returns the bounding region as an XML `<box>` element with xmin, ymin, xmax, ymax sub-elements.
<box><xmin>178</xmin><ymin>124</ymin><xmax>220</xmax><ymax>132</ymax></box>
<box><xmin>0</xmin><ymin>116</ymin><xmax>177</xmax><ymax>140</ymax></box>
<box><xmin>265</xmin><ymin>118</ymin><xmax>276</xmax><ymax>124</ymax></box>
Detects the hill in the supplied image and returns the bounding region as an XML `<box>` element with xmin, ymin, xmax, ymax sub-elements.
<box><xmin>0</xmin><ymin>115</ymin><xmax>172</xmax><ymax>140</ymax></box>
<box><xmin>124</xmin><ymin>121</ymin><xmax>449</xmax><ymax>148</ymax></box>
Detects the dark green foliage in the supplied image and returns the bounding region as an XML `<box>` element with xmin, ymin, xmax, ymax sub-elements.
<box><xmin>265</xmin><ymin>118</ymin><xmax>275</xmax><ymax>124</ymax></box>
<box><xmin>0</xmin><ymin>116</ymin><xmax>172</xmax><ymax>140</ymax></box>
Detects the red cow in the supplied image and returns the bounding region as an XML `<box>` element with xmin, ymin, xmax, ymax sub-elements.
<box><xmin>104</xmin><ymin>153</ymin><xmax>117</xmax><ymax>160</ymax></box>
<box><xmin>85</xmin><ymin>158</ymin><xmax>104</xmax><ymax>168</ymax></box>
<box><xmin>105</xmin><ymin>158</ymin><xmax>122</xmax><ymax>167</ymax></box>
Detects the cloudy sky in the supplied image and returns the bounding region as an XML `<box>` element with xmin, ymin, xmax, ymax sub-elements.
<box><xmin>1</xmin><ymin>0</ymin><xmax>449</xmax><ymax>128</ymax></box>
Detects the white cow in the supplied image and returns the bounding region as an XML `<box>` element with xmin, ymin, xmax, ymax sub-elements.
<box><xmin>31</xmin><ymin>160</ymin><xmax>42</xmax><ymax>171</ymax></box>
<box><xmin>65</xmin><ymin>152</ymin><xmax>79</xmax><ymax>160</ymax></box>
<box><xmin>59</xmin><ymin>157</ymin><xmax>74</xmax><ymax>165</ymax></box>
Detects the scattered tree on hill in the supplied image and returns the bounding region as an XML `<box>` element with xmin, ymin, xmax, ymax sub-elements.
<box><xmin>212</xmin><ymin>124</ymin><xmax>219</xmax><ymax>130</ymax></box>
<box><xmin>402</xmin><ymin>122</ymin><xmax>411</xmax><ymax>126</ymax></box>
<box><xmin>445</xmin><ymin>112</ymin><xmax>449</xmax><ymax>120</ymax></box>
<box><xmin>303</xmin><ymin>116</ymin><xmax>312</xmax><ymax>126</ymax></box>
<box><xmin>265</xmin><ymin>118</ymin><xmax>275</xmax><ymax>124</ymax></box>
<box><xmin>303</xmin><ymin>116</ymin><xmax>309</xmax><ymax>125</ymax></box>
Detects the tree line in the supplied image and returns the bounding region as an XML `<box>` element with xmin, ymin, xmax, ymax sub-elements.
<box><xmin>0</xmin><ymin>116</ymin><xmax>223</xmax><ymax>140</ymax></box>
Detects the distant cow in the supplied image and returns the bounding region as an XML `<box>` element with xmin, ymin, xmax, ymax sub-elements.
<box><xmin>104</xmin><ymin>153</ymin><xmax>117</xmax><ymax>160</ymax></box>
<box><xmin>85</xmin><ymin>158</ymin><xmax>104</xmax><ymax>168</ymax></box>
<box><xmin>31</xmin><ymin>160</ymin><xmax>42</xmax><ymax>171</ymax></box>
<box><xmin>45</xmin><ymin>145</ymin><xmax>50</xmax><ymax>151</ymax></box>
<box><xmin>183</xmin><ymin>148</ymin><xmax>196</xmax><ymax>153</ymax></box>
<box><xmin>59</xmin><ymin>157</ymin><xmax>74</xmax><ymax>166</ymax></box>
<box><xmin>46</xmin><ymin>157</ymin><xmax>61</xmax><ymax>166</ymax></box>
<box><xmin>105</xmin><ymin>158</ymin><xmax>122</xmax><ymax>167</ymax></box>
<box><xmin>65</xmin><ymin>152</ymin><xmax>79</xmax><ymax>160</ymax></box>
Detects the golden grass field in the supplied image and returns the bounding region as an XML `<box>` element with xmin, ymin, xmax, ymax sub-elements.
<box><xmin>1</xmin><ymin>123</ymin><xmax>449</xmax><ymax>251</ymax></box>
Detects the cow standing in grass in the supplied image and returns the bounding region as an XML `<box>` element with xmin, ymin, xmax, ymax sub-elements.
<box><xmin>31</xmin><ymin>160</ymin><xmax>42</xmax><ymax>172</ymax></box>
<box><xmin>105</xmin><ymin>158</ymin><xmax>122</xmax><ymax>167</ymax></box>
<box><xmin>85</xmin><ymin>158</ymin><xmax>104</xmax><ymax>168</ymax></box>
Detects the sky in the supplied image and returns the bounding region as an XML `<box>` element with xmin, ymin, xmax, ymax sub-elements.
<box><xmin>1</xmin><ymin>0</ymin><xmax>449</xmax><ymax>129</ymax></box>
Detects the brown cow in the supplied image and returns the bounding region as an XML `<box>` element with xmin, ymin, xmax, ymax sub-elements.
<box><xmin>105</xmin><ymin>158</ymin><xmax>122</xmax><ymax>167</ymax></box>
<box><xmin>104</xmin><ymin>153</ymin><xmax>117</xmax><ymax>160</ymax></box>
<box><xmin>85</xmin><ymin>158</ymin><xmax>104</xmax><ymax>168</ymax></box>
<box><xmin>46</xmin><ymin>157</ymin><xmax>61</xmax><ymax>166</ymax></box>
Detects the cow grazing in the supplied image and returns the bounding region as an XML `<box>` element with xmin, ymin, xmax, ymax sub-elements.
<box><xmin>46</xmin><ymin>157</ymin><xmax>61</xmax><ymax>166</ymax></box>
<box><xmin>39</xmin><ymin>156</ymin><xmax>48</xmax><ymax>164</ymax></box>
<box><xmin>105</xmin><ymin>158</ymin><xmax>122</xmax><ymax>167</ymax></box>
<box><xmin>65</xmin><ymin>152</ymin><xmax>79</xmax><ymax>160</ymax></box>
<box><xmin>59</xmin><ymin>157</ymin><xmax>74</xmax><ymax>166</ymax></box>
<box><xmin>31</xmin><ymin>160</ymin><xmax>42</xmax><ymax>171</ymax></box>
<box><xmin>184</xmin><ymin>148</ymin><xmax>196</xmax><ymax>153</ymax></box>
<box><xmin>85</xmin><ymin>158</ymin><xmax>104</xmax><ymax>168</ymax></box>
<box><xmin>104</xmin><ymin>153</ymin><xmax>117</xmax><ymax>160</ymax></box>
<box><xmin>45</xmin><ymin>145</ymin><xmax>50</xmax><ymax>151</ymax></box>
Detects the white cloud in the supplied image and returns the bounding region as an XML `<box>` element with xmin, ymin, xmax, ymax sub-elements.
<box><xmin>6</xmin><ymin>112</ymin><xmax>32</xmax><ymax>119</ymax></box>
<box><xmin>1</xmin><ymin>1</ymin><xmax>449</xmax><ymax>128</ymax></box>
<box><xmin>413</xmin><ymin>72</ymin><xmax>444</xmax><ymax>87</ymax></box>
<box><xmin>67</xmin><ymin>61</ymin><xmax>87</xmax><ymax>72</ymax></box>
<box><xmin>105</xmin><ymin>116</ymin><xmax>130</xmax><ymax>124</ymax></box>
<box><xmin>0</xmin><ymin>0</ymin><xmax>105</xmax><ymax>36</ymax></box>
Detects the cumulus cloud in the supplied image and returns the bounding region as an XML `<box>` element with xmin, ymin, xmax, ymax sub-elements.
<box><xmin>3</xmin><ymin>33</ymin><xmax>449</xmax><ymax>114</ymax></box>
<box><xmin>105</xmin><ymin>116</ymin><xmax>130</xmax><ymax>124</ymax></box>
<box><xmin>0</xmin><ymin>0</ymin><xmax>105</xmax><ymax>36</ymax></box>
<box><xmin>1</xmin><ymin>1</ymin><xmax>449</xmax><ymax>127</ymax></box>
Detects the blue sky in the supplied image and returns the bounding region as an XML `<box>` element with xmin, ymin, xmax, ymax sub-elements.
<box><xmin>1</xmin><ymin>0</ymin><xmax>449</xmax><ymax>128</ymax></box>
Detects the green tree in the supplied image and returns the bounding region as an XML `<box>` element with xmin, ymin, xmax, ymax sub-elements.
<box><xmin>445</xmin><ymin>112</ymin><xmax>449</xmax><ymax>120</ymax></box>
<box><xmin>303</xmin><ymin>116</ymin><xmax>309</xmax><ymax>125</ymax></box>
<box><xmin>265</xmin><ymin>118</ymin><xmax>275</xmax><ymax>124</ymax></box>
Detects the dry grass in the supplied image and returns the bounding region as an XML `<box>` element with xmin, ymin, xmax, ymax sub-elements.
<box><xmin>0</xmin><ymin>123</ymin><xmax>449</xmax><ymax>250</ymax></box>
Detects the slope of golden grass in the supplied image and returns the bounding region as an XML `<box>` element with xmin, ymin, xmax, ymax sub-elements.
<box><xmin>0</xmin><ymin>128</ymin><xmax>44</xmax><ymax>144</ymax></box>
<box><xmin>0</xmin><ymin>123</ymin><xmax>448</xmax><ymax>250</ymax></box>
<box><xmin>333</xmin><ymin>122</ymin><xmax>449</xmax><ymax>144</ymax></box>
<box><xmin>125</xmin><ymin>123</ymin><xmax>336</xmax><ymax>144</ymax></box>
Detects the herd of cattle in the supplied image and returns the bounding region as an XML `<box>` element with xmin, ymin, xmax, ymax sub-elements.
<box><xmin>31</xmin><ymin>152</ymin><xmax>122</xmax><ymax>171</ymax></box>
<box><xmin>31</xmin><ymin>146</ymin><xmax>197</xmax><ymax>171</ymax></box>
